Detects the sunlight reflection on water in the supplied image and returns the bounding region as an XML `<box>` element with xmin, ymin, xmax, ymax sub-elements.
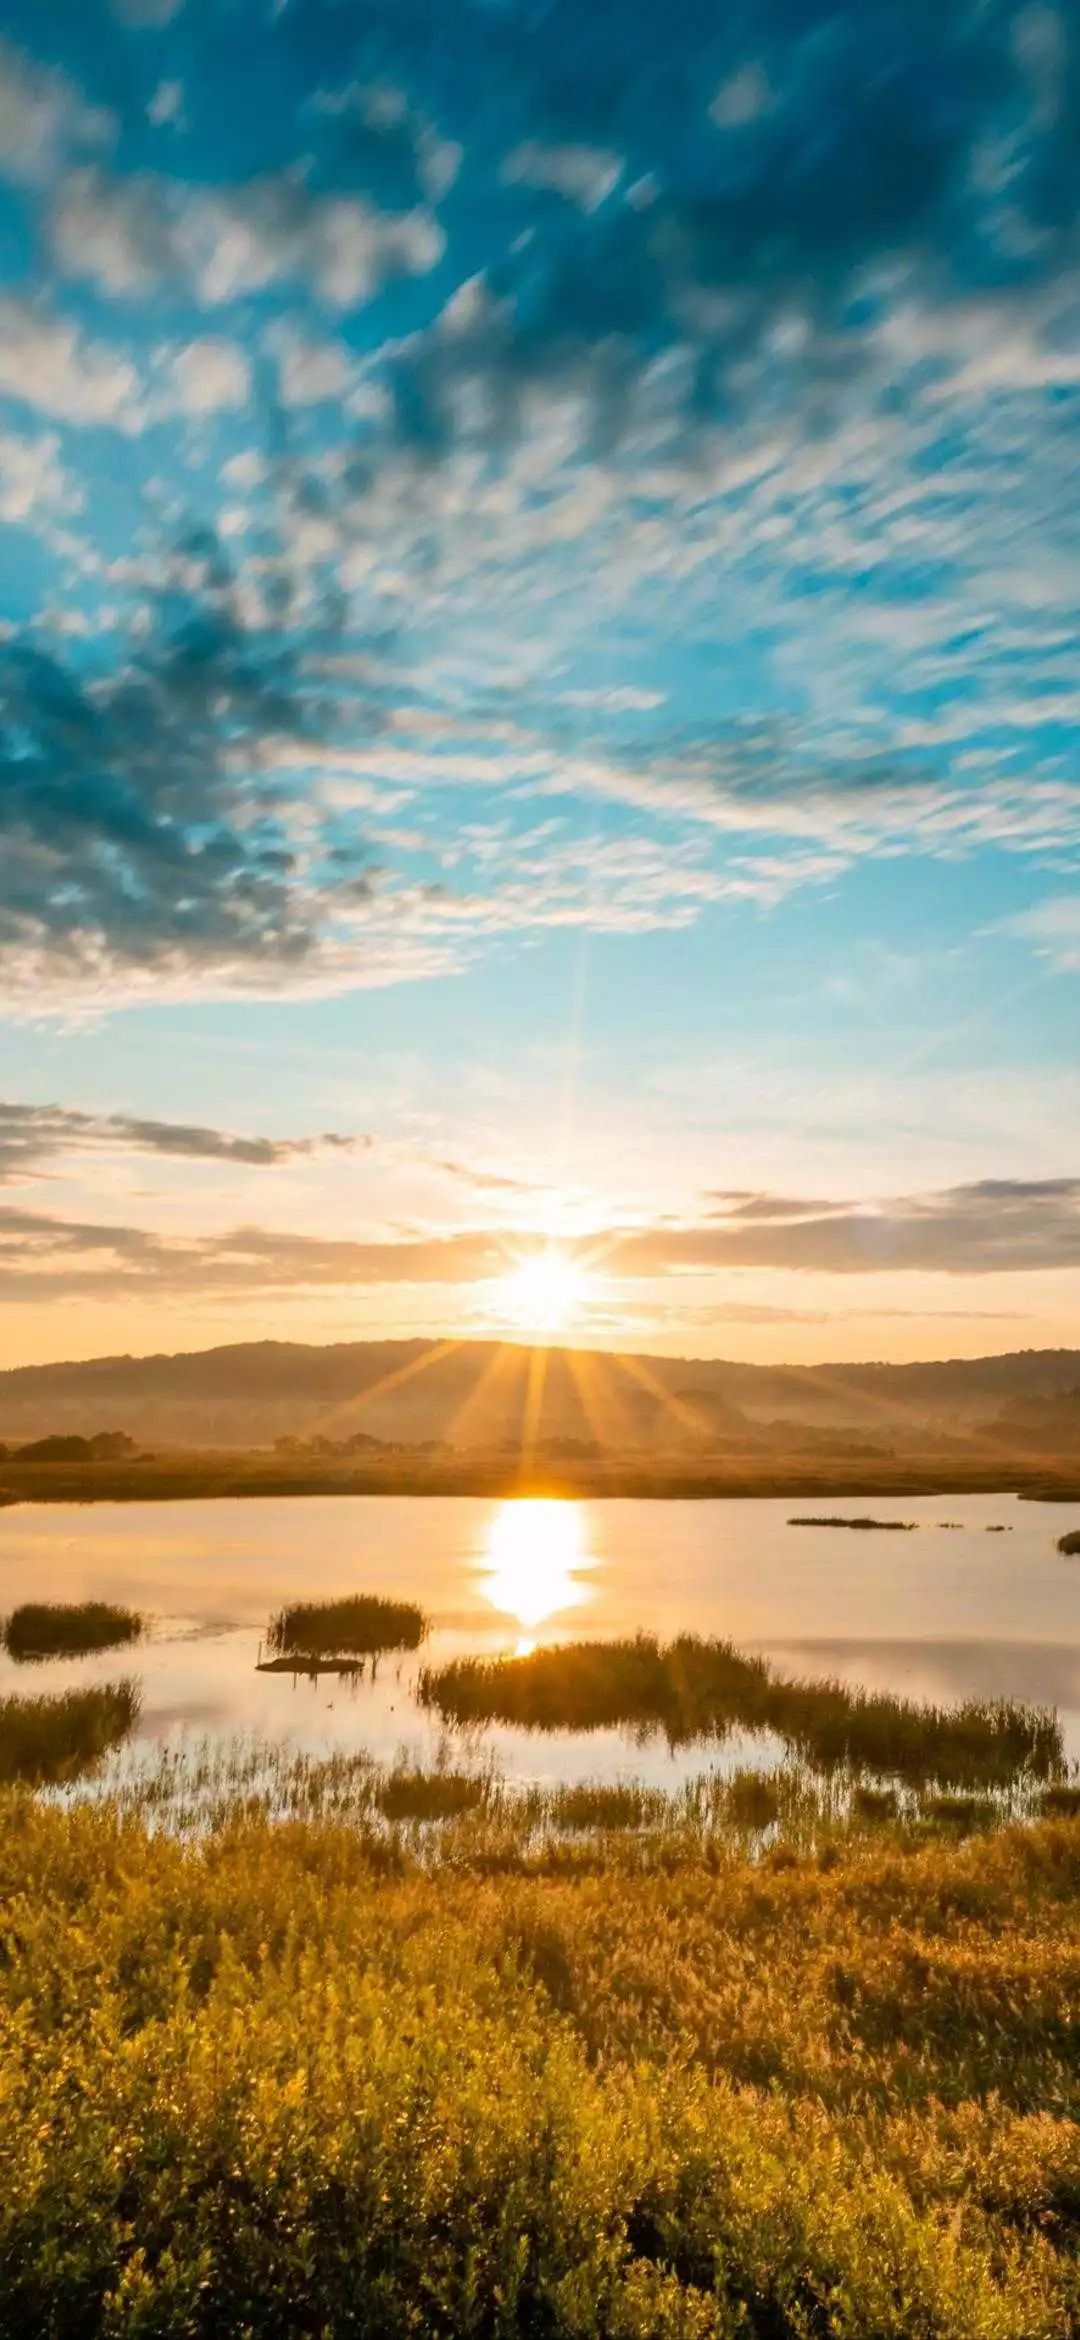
<box><xmin>478</xmin><ymin>1497</ymin><xmax>595</xmax><ymax>1646</ymax></box>
<box><xmin>4</xmin><ymin>1491</ymin><xmax>1080</xmax><ymax>1784</ymax></box>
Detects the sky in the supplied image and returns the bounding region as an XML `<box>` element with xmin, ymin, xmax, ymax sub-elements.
<box><xmin>0</xmin><ymin>0</ymin><xmax>1078</xmax><ymax>1369</ymax></box>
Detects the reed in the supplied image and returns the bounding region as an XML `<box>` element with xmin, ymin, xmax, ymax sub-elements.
<box><xmin>3</xmin><ymin>1601</ymin><xmax>143</xmax><ymax>1661</ymax></box>
<box><xmin>0</xmin><ymin>1680</ymin><xmax>139</xmax><ymax>1783</ymax></box>
<box><xmin>265</xmin><ymin>1593</ymin><xmax>426</xmax><ymax>1657</ymax></box>
<box><xmin>419</xmin><ymin>1632</ymin><xmax>1063</xmax><ymax>1784</ymax></box>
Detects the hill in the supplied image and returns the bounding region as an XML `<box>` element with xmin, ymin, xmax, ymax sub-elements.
<box><xmin>0</xmin><ymin>1337</ymin><xmax>1077</xmax><ymax>1453</ymax></box>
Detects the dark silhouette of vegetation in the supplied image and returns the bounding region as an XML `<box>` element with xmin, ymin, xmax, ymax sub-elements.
<box><xmin>3</xmin><ymin>1601</ymin><xmax>143</xmax><ymax>1661</ymax></box>
<box><xmin>375</xmin><ymin>1768</ymin><xmax>489</xmax><ymax>1823</ymax></box>
<box><xmin>1039</xmin><ymin>1784</ymin><xmax>1080</xmax><ymax>1818</ymax></box>
<box><xmin>0</xmin><ymin>1680</ymin><xmax>139</xmax><ymax>1783</ymax></box>
<box><xmin>265</xmin><ymin>1593</ymin><xmax>426</xmax><ymax>1658</ymax></box>
<box><xmin>420</xmin><ymin>1634</ymin><xmax>1062</xmax><ymax>1784</ymax></box>
<box><xmin>1056</xmin><ymin>1529</ymin><xmax>1080</xmax><ymax>1555</ymax></box>
<box><xmin>788</xmin><ymin>1514</ymin><xmax>917</xmax><ymax>1530</ymax></box>
<box><xmin>10</xmin><ymin>1431</ymin><xmax>137</xmax><ymax>1463</ymax></box>
<box><xmin>3</xmin><ymin>1786</ymin><xmax>1080</xmax><ymax>2332</ymax></box>
<box><xmin>256</xmin><ymin>1652</ymin><xmax>370</xmax><ymax>1677</ymax></box>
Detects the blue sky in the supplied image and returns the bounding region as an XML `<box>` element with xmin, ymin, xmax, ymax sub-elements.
<box><xmin>0</xmin><ymin>0</ymin><xmax>1078</xmax><ymax>1365</ymax></box>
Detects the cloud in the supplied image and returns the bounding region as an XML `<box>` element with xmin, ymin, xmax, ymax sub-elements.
<box><xmin>3</xmin><ymin>0</ymin><xmax>1080</xmax><ymax>1027</ymax></box>
<box><xmin>0</xmin><ymin>36</ymin><xmax>112</xmax><ymax>186</ymax></box>
<box><xmin>0</xmin><ymin>1102</ymin><xmax>365</xmax><ymax>1180</ymax></box>
<box><xmin>0</xmin><ymin>1178</ymin><xmax>1077</xmax><ymax>1308</ymax></box>
<box><xmin>710</xmin><ymin>65</ymin><xmax>772</xmax><ymax>130</ymax></box>
<box><xmin>269</xmin><ymin>326</ymin><xmax>352</xmax><ymax>408</ymax></box>
<box><xmin>165</xmin><ymin>337</ymin><xmax>252</xmax><ymax>415</ymax></box>
<box><xmin>609</xmin><ymin>1181</ymin><xmax>1080</xmax><ymax>1278</ymax></box>
<box><xmin>0</xmin><ymin>568</ymin><xmax>369</xmax><ymax>997</ymax></box>
<box><xmin>997</xmin><ymin>897</ymin><xmax>1080</xmax><ymax>972</ymax></box>
<box><xmin>0</xmin><ymin>1208</ymin><xmax>500</xmax><ymax>1302</ymax></box>
<box><xmin>502</xmin><ymin>140</ymin><xmax>622</xmax><ymax>211</ymax></box>
<box><xmin>49</xmin><ymin>166</ymin><xmax>178</xmax><ymax>297</ymax></box>
<box><xmin>49</xmin><ymin>160</ymin><xmax>446</xmax><ymax>310</ymax></box>
<box><xmin>0</xmin><ymin>297</ymin><xmax>142</xmax><ymax>430</ymax></box>
<box><xmin>0</xmin><ymin>428</ymin><xmax>79</xmax><ymax>525</ymax></box>
<box><xmin>148</xmin><ymin>79</ymin><xmax>185</xmax><ymax>131</ymax></box>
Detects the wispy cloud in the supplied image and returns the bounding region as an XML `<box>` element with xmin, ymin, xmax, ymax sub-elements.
<box><xmin>0</xmin><ymin>1102</ymin><xmax>366</xmax><ymax>1181</ymax></box>
<box><xmin>0</xmin><ymin>1179</ymin><xmax>1077</xmax><ymax>1307</ymax></box>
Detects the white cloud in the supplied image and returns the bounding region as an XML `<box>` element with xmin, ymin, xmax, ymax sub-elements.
<box><xmin>0</xmin><ymin>298</ymin><xmax>143</xmax><ymax>430</ymax></box>
<box><xmin>183</xmin><ymin>180</ymin><xmax>444</xmax><ymax>308</ymax></box>
<box><xmin>50</xmin><ymin>167</ymin><xmax>175</xmax><ymax>297</ymax></box>
<box><xmin>222</xmin><ymin>447</ymin><xmax>266</xmax><ymax>488</ymax></box>
<box><xmin>502</xmin><ymin>140</ymin><xmax>623</xmax><ymax>212</ymax></box>
<box><xmin>270</xmin><ymin>326</ymin><xmax>352</xmax><ymax>407</ymax></box>
<box><xmin>560</xmin><ymin>687</ymin><xmax>667</xmax><ymax>712</ymax></box>
<box><xmin>165</xmin><ymin>337</ymin><xmax>252</xmax><ymax>415</ymax></box>
<box><xmin>0</xmin><ymin>35</ymin><xmax>113</xmax><ymax>186</ymax></box>
<box><xmin>148</xmin><ymin>78</ymin><xmax>185</xmax><ymax>130</ymax></box>
<box><xmin>47</xmin><ymin>162</ymin><xmax>446</xmax><ymax>313</ymax></box>
<box><xmin>710</xmin><ymin>64</ymin><xmax>772</xmax><ymax>129</ymax></box>
<box><xmin>997</xmin><ymin>896</ymin><xmax>1080</xmax><ymax>970</ymax></box>
<box><xmin>0</xmin><ymin>427</ymin><xmax>80</xmax><ymax>523</ymax></box>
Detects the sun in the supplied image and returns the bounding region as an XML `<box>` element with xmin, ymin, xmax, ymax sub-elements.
<box><xmin>497</xmin><ymin>1245</ymin><xmax>590</xmax><ymax>1335</ymax></box>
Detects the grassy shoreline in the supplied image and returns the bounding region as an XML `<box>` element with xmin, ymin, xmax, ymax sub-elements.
<box><xmin>0</xmin><ymin>1451</ymin><xmax>1079</xmax><ymax>1505</ymax></box>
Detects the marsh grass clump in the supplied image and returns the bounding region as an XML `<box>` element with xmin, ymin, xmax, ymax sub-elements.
<box><xmin>724</xmin><ymin>1769</ymin><xmax>781</xmax><ymax>1830</ymax></box>
<box><xmin>1039</xmin><ymin>1783</ymin><xmax>1080</xmax><ymax>1818</ymax></box>
<box><xmin>539</xmin><ymin>1780</ymin><xmax>670</xmax><ymax>1832</ymax></box>
<box><xmin>265</xmin><ymin>1593</ymin><xmax>425</xmax><ymax>1658</ymax></box>
<box><xmin>788</xmin><ymin>1515</ymin><xmax>917</xmax><ymax>1530</ymax></box>
<box><xmin>1056</xmin><ymin>1529</ymin><xmax>1080</xmax><ymax>1556</ymax></box>
<box><xmin>3</xmin><ymin>1601</ymin><xmax>143</xmax><ymax>1661</ymax></box>
<box><xmin>420</xmin><ymin>1633</ymin><xmax>1062</xmax><ymax>1785</ymax></box>
<box><xmin>0</xmin><ymin>1680</ymin><xmax>139</xmax><ymax>1783</ymax></box>
<box><xmin>376</xmin><ymin>1767</ymin><xmax>489</xmax><ymax>1823</ymax></box>
<box><xmin>853</xmin><ymin>1784</ymin><xmax>899</xmax><ymax>1820</ymax></box>
<box><xmin>923</xmin><ymin>1792</ymin><xmax>994</xmax><ymax>1830</ymax></box>
<box><xmin>420</xmin><ymin>1633</ymin><xmax>771</xmax><ymax>1739</ymax></box>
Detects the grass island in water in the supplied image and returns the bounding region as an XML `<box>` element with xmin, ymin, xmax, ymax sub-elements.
<box><xmin>2</xmin><ymin>1601</ymin><xmax>143</xmax><ymax>1661</ymax></box>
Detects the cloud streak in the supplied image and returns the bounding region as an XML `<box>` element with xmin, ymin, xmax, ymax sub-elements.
<box><xmin>0</xmin><ymin>1102</ymin><xmax>365</xmax><ymax>1180</ymax></box>
<box><xmin>0</xmin><ymin>1180</ymin><xmax>1077</xmax><ymax>1306</ymax></box>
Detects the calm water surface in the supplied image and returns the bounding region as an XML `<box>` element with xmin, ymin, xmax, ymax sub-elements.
<box><xmin>2</xmin><ymin>1492</ymin><xmax>1078</xmax><ymax>1784</ymax></box>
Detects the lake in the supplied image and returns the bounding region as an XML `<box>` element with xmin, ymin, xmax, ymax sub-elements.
<box><xmin>2</xmin><ymin>1490</ymin><xmax>1079</xmax><ymax>1784</ymax></box>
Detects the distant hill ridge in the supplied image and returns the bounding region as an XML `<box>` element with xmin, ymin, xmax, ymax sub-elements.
<box><xmin>0</xmin><ymin>1338</ymin><xmax>1077</xmax><ymax>1452</ymax></box>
